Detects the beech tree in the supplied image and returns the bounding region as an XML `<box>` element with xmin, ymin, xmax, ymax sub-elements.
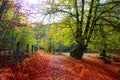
<box><xmin>43</xmin><ymin>0</ymin><xmax>120</xmax><ymax>60</ymax></box>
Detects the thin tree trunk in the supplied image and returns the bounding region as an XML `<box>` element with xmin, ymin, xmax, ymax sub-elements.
<box><xmin>0</xmin><ymin>0</ymin><xmax>8</xmax><ymax>19</ymax></box>
<box><xmin>100</xmin><ymin>49</ymin><xmax>107</xmax><ymax>57</ymax></box>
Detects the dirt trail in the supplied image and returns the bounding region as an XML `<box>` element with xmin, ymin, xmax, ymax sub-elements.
<box><xmin>47</xmin><ymin>54</ymin><xmax>119</xmax><ymax>80</ymax></box>
<box><xmin>0</xmin><ymin>50</ymin><xmax>120</xmax><ymax>80</ymax></box>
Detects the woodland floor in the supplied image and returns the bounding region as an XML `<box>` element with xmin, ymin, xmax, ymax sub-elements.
<box><xmin>0</xmin><ymin>50</ymin><xmax>120</xmax><ymax>80</ymax></box>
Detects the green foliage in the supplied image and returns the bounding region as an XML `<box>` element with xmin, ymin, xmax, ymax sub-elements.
<box><xmin>88</xmin><ymin>25</ymin><xmax>120</xmax><ymax>52</ymax></box>
<box><xmin>32</xmin><ymin>21</ymin><xmax>75</xmax><ymax>52</ymax></box>
<box><xmin>47</xmin><ymin>23</ymin><xmax>74</xmax><ymax>46</ymax></box>
<box><xmin>44</xmin><ymin>0</ymin><xmax>120</xmax><ymax>59</ymax></box>
<box><xmin>0</xmin><ymin>0</ymin><xmax>120</xmax><ymax>57</ymax></box>
<box><xmin>0</xmin><ymin>0</ymin><xmax>36</xmax><ymax>52</ymax></box>
<box><xmin>0</xmin><ymin>25</ymin><xmax>36</xmax><ymax>52</ymax></box>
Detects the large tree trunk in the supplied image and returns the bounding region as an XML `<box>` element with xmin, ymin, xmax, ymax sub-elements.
<box><xmin>70</xmin><ymin>0</ymin><xmax>94</xmax><ymax>60</ymax></box>
<box><xmin>70</xmin><ymin>44</ymin><xmax>86</xmax><ymax>60</ymax></box>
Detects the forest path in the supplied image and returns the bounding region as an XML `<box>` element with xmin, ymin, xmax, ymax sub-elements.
<box><xmin>0</xmin><ymin>50</ymin><xmax>119</xmax><ymax>80</ymax></box>
<box><xmin>33</xmin><ymin>50</ymin><xmax>120</xmax><ymax>80</ymax></box>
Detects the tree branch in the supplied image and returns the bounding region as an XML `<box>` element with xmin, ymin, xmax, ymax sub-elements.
<box><xmin>100</xmin><ymin>17</ymin><xmax>120</xmax><ymax>28</ymax></box>
<box><xmin>84</xmin><ymin>0</ymin><xmax>94</xmax><ymax>37</ymax></box>
<box><xmin>93</xmin><ymin>1</ymin><xmax>120</xmax><ymax>8</ymax></box>
<box><xmin>45</xmin><ymin>8</ymin><xmax>76</xmax><ymax>18</ymax></box>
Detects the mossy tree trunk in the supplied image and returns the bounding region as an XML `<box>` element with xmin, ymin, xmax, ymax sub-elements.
<box><xmin>70</xmin><ymin>43</ymin><xmax>87</xmax><ymax>60</ymax></box>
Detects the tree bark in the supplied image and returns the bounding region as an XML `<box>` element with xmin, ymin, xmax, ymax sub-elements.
<box><xmin>16</xmin><ymin>42</ymin><xmax>20</xmax><ymax>60</ymax></box>
<box><xmin>0</xmin><ymin>0</ymin><xmax>8</xmax><ymax>19</ymax></box>
<box><xmin>26</xmin><ymin>44</ymin><xmax>29</xmax><ymax>52</ymax></box>
<box><xmin>70</xmin><ymin>43</ymin><xmax>86</xmax><ymax>60</ymax></box>
<box><xmin>100</xmin><ymin>49</ymin><xmax>107</xmax><ymax>57</ymax></box>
